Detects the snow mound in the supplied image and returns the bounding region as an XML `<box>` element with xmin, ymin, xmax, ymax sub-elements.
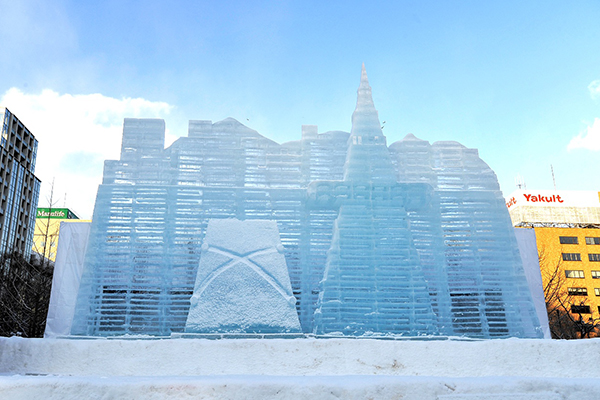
<box><xmin>185</xmin><ymin>219</ymin><xmax>301</xmax><ymax>334</ymax></box>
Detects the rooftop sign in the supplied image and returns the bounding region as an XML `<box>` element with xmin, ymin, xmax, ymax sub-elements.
<box><xmin>506</xmin><ymin>190</ymin><xmax>600</xmax><ymax>209</ymax></box>
<box><xmin>36</xmin><ymin>208</ymin><xmax>79</xmax><ymax>219</ymax></box>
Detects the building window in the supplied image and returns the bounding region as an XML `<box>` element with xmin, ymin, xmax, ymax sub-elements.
<box><xmin>560</xmin><ymin>236</ymin><xmax>578</xmax><ymax>244</ymax></box>
<box><xmin>568</xmin><ymin>287</ymin><xmax>588</xmax><ymax>296</ymax></box>
<box><xmin>592</xmin><ymin>271</ymin><xmax>600</xmax><ymax>279</ymax></box>
<box><xmin>562</xmin><ymin>253</ymin><xmax>581</xmax><ymax>261</ymax></box>
<box><xmin>565</xmin><ymin>270</ymin><xmax>585</xmax><ymax>278</ymax></box>
<box><xmin>589</xmin><ymin>254</ymin><xmax>600</xmax><ymax>262</ymax></box>
<box><xmin>571</xmin><ymin>305</ymin><xmax>591</xmax><ymax>314</ymax></box>
<box><xmin>595</xmin><ymin>288</ymin><xmax>600</xmax><ymax>297</ymax></box>
<box><xmin>586</xmin><ymin>237</ymin><xmax>600</xmax><ymax>245</ymax></box>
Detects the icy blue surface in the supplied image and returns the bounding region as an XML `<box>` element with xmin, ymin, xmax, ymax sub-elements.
<box><xmin>71</xmin><ymin>66</ymin><xmax>542</xmax><ymax>338</ymax></box>
<box><xmin>312</xmin><ymin>69</ymin><xmax>437</xmax><ymax>335</ymax></box>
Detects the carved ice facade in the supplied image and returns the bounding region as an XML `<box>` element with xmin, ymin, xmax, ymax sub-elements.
<box><xmin>71</xmin><ymin>66</ymin><xmax>542</xmax><ymax>338</ymax></box>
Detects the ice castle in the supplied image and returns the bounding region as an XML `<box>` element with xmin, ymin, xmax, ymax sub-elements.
<box><xmin>71</xmin><ymin>65</ymin><xmax>543</xmax><ymax>338</ymax></box>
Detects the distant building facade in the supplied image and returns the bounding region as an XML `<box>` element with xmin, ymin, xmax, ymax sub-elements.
<box><xmin>0</xmin><ymin>108</ymin><xmax>41</xmax><ymax>257</ymax></box>
<box><xmin>32</xmin><ymin>208</ymin><xmax>80</xmax><ymax>262</ymax></box>
<box><xmin>507</xmin><ymin>189</ymin><xmax>600</xmax><ymax>335</ymax></box>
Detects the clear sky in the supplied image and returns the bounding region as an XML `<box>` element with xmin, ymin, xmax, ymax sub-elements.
<box><xmin>1</xmin><ymin>0</ymin><xmax>600</xmax><ymax>219</ymax></box>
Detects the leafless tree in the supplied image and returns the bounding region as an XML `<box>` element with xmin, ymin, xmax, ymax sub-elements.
<box><xmin>0</xmin><ymin>180</ymin><xmax>57</xmax><ymax>337</ymax></box>
<box><xmin>0</xmin><ymin>251</ymin><xmax>53</xmax><ymax>337</ymax></box>
<box><xmin>541</xmin><ymin>249</ymin><xmax>600</xmax><ymax>339</ymax></box>
<box><xmin>31</xmin><ymin>179</ymin><xmax>60</xmax><ymax>261</ymax></box>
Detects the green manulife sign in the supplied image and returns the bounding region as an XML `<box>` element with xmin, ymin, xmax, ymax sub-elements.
<box><xmin>36</xmin><ymin>208</ymin><xmax>78</xmax><ymax>220</ymax></box>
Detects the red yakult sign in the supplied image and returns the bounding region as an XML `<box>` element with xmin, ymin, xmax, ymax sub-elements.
<box><xmin>506</xmin><ymin>190</ymin><xmax>600</xmax><ymax>209</ymax></box>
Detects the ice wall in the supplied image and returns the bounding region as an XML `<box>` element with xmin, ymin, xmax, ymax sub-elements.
<box><xmin>71</xmin><ymin>66</ymin><xmax>542</xmax><ymax>338</ymax></box>
<box><xmin>44</xmin><ymin>221</ymin><xmax>92</xmax><ymax>338</ymax></box>
<box><xmin>185</xmin><ymin>219</ymin><xmax>301</xmax><ymax>334</ymax></box>
<box><xmin>71</xmin><ymin>118</ymin><xmax>344</xmax><ymax>335</ymax></box>
<box><xmin>389</xmin><ymin>136</ymin><xmax>541</xmax><ymax>337</ymax></box>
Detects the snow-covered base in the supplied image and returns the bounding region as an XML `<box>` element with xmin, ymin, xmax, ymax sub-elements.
<box><xmin>1</xmin><ymin>337</ymin><xmax>599</xmax><ymax>399</ymax></box>
<box><xmin>0</xmin><ymin>376</ymin><xmax>592</xmax><ymax>400</ymax></box>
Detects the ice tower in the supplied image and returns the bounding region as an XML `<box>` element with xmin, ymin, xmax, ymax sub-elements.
<box><xmin>313</xmin><ymin>66</ymin><xmax>437</xmax><ymax>335</ymax></box>
<box><xmin>70</xmin><ymin>66</ymin><xmax>543</xmax><ymax>338</ymax></box>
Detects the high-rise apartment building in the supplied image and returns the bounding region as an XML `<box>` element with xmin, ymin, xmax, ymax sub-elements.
<box><xmin>0</xmin><ymin>108</ymin><xmax>41</xmax><ymax>257</ymax></box>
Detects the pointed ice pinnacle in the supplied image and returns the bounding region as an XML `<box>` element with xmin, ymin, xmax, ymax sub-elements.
<box><xmin>351</xmin><ymin>64</ymin><xmax>383</xmax><ymax>138</ymax></box>
<box><xmin>360</xmin><ymin>63</ymin><xmax>368</xmax><ymax>84</ymax></box>
<box><xmin>345</xmin><ymin>65</ymin><xmax>396</xmax><ymax>184</ymax></box>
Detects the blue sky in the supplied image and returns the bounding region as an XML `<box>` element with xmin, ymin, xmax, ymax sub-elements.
<box><xmin>1</xmin><ymin>0</ymin><xmax>600</xmax><ymax>219</ymax></box>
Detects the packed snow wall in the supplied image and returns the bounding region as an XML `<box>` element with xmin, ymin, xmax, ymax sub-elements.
<box><xmin>185</xmin><ymin>219</ymin><xmax>301</xmax><ymax>334</ymax></box>
<box><xmin>70</xmin><ymin>66</ymin><xmax>542</xmax><ymax>338</ymax></box>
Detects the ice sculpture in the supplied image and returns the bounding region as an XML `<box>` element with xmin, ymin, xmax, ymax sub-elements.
<box><xmin>70</xmin><ymin>65</ymin><xmax>543</xmax><ymax>338</ymax></box>
<box><xmin>185</xmin><ymin>219</ymin><xmax>301</xmax><ymax>334</ymax></box>
<box><xmin>312</xmin><ymin>67</ymin><xmax>437</xmax><ymax>335</ymax></box>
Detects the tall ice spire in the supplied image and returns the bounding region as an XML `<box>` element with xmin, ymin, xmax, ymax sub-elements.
<box><xmin>350</xmin><ymin>63</ymin><xmax>383</xmax><ymax>138</ymax></box>
<box><xmin>344</xmin><ymin>64</ymin><xmax>395</xmax><ymax>183</ymax></box>
<box><xmin>314</xmin><ymin>66</ymin><xmax>438</xmax><ymax>337</ymax></box>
